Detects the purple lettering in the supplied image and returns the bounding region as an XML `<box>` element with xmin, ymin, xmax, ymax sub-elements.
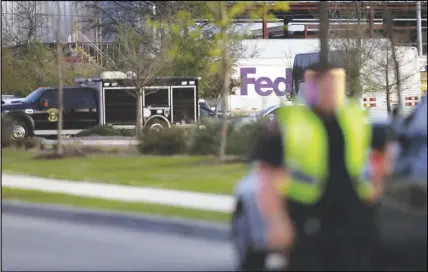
<box><xmin>255</xmin><ymin>77</ymin><xmax>273</xmax><ymax>96</ymax></box>
<box><xmin>240</xmin><ymin>68</ymin><xmax>256</xmax><ymax>95</ymax></box>
<box><xmin>240</xmin><ymin>67</ymin><xmax>293</xmax><ymax>96</ymax></box>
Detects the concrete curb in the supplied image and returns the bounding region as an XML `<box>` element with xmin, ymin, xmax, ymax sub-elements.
<box><xmin>2</xmin><ymin>174</ymin><xmax>234</xmax><ymax>212</ymax></box>
<box><xmin>41</xmin><ymin>139</ymin><xmax>140</xmax><ymax>146</ymax></box>
<box><xmin>2</xmin><ymin>200</ymin><xmax>232</xmax><ymax>241</ymax></box>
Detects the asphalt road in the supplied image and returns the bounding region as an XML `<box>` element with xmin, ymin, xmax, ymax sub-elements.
<box><xmin>2</xmin><ymin>213</ymin><xmax>236</xmax><ymax>271</ymax></box>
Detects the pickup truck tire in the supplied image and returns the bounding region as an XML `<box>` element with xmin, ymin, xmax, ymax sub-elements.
<box><xmin>144</xmin><ymin>118</ymin><xmax>169</xmax><ymax>133</ymax></box>
<box><xmin>11</xmin><ymin>120</ymin><xmax>29</xmax><ymax>141</ymax></box>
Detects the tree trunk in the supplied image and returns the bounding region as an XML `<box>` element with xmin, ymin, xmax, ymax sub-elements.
<box><xmin>215</xmin><ymin>93</ymin><xmax>222</xmax><ymax>118</ymax></box>
<box><xmin>136</xmin><ymin>89</ymin><xmax>143</xmax><ymax>136</ymax></box>
<box><xmin>55</xmin><ymin>2</ymin><xmax>63</xmax><ymax>156</ymax></box>
<box><xmin>386</xmin><ymin>51</ymin><xmax>391</xmax><ymax>113</ymax></box>
<box><xmin>354</xmin><ymin>3</ymin><xmax>363</xmax><ymax>98</ymax></box>
<box><xmin>385</xmin><ymin>9</ymin><xmax>402</xmax><ymax>114</ymax></box>
<box><xmin>218</xmin><ymin>2</ymin><xmax>230</xmax><ymax>163</ymax></box>
<box><xmin>390</xmin><ymin>42</ymin><xmax>402</xmax><ymax>112</ymax></box>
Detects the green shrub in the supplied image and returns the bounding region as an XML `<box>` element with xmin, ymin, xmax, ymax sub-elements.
<box><xmin>75</xmin><ymin>125</ymin><xmax>135</xmax><ymax>137</ymax></box>
<box><xmin>188</xmin><ymin>119</ymin><xmax>265</xmax><ymax>157</ymax></box>
<box><xmin>227</xmin><ymin>120</ymin><xmax>266</xmax><ymax>157</ymax></box>
<box><xmin>188</xmin><ymin>119</ymin><xmax>227</xmax><ymax>156</ymax></box>
<box><xmin>139</xmin><ymin>126</ymin><xmax>188</xmax><ymax>155</ymax></box>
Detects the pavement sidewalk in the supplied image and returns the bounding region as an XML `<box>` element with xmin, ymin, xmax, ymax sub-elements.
<box><xmin>1</xmin><ymin>174</ymin><xmax>234</xmax><ymax>213</ymax></box>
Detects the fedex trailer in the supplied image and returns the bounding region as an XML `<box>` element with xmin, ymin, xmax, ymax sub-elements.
<box><xmin>226</xmin><ymin>58</ymin><xmax>293</xmax><ymax>115</ymax></box>
<box><xmin>218</xmin><ymin>41</ymin><xmax>421</xmax><ymax>119</ymax></box>
<box><xmin>216</xmin><ymin>39</ymin><xmax>321</xmax><ymax>115</ymax></box>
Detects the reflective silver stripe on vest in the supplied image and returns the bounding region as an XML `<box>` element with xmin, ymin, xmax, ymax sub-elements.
<box><xmin>289</xmin><ymin>169</ymin><xmax>318</xmax><ymax>184</ymax></box>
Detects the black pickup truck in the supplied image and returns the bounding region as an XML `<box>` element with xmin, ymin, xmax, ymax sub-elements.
<box><xmin>1</xmin><ymin>87</ymin><xmax>99</xmax><ymax>140</ymax></box>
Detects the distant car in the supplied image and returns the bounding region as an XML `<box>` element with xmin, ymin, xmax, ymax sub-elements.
<box><xmin>199</xmin><ymin>105</ymin><xmax>229</xmax><ymax>120</ymax></box>
<box><xmin>198</xmin><ymin>98</ymin><xmax>212</xmax><ymax>110</ymax></box>
<box><xmin>233</xmin><ymin>102</ymin><xmax>296</xmax><ymax>129</ymax></box>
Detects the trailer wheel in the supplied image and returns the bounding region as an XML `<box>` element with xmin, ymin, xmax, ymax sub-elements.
<box><xmin>144</xmin><ymin>118</ymin><xmax>169</xmax><ymax>133</ymax></box>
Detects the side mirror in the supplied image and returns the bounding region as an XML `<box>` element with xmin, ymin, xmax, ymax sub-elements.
<box><xmin>40</xmin><ymin>99</ymin><xmax>48</xmax><ymax>109</ymax></box>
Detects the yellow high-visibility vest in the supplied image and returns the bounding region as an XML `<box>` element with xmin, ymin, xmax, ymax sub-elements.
<box><xmin>277</xmin><ymin>102</ymin><xmax>374</xmax><ymax>205</ymax></box>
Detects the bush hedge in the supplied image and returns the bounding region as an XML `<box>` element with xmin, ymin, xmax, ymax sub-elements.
<box><xmin>2</xmin><ymin>114</ymin><xmax>267</xmax><ymax>158</ymax></box>
<box><xmin>138</xmin><ymin>119</ymin><xmax>268</xmax><ymax>158</ymax></box>
<box><xmin>75</xmin><ymin>125</ymin><xmax>135</xmax><ymax>137</ymax></box>
<box><xmin>139</xmin><ymin>126</ymin><xmax>188</xmax><ymax>155</ymax></box>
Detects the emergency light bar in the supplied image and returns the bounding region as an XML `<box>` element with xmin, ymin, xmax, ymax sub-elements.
<box><xmin>100</xmin><ymin>71</ymin><xmax>138</xmax><ymax>80</ymax></box>
<box><xmin>74</xmin><ymin>78</ymin><xmax>101</xmax><ymax>84</ymax></box>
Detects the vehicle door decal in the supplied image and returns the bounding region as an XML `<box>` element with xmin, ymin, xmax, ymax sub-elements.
<box><xmin>47</xmin><ymin>108</ymin><xmax>59</xmax><ymax>122</ymax></box>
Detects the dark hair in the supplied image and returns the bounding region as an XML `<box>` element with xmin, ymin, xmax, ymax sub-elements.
<box><xmin>247</xmin><ymin>120</ymin><xmax>282</xmax><ymax>163</ymax></box>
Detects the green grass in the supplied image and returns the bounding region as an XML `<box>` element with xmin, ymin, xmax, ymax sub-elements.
<box><xmin>2</xmin><ymin>149</ymin><xmax>248</xmax><ymax>195</ymax></box>
<box><xmin>2</xmin><ymin>188</ymin><xmax>231</xmax><ymax>223</ymax></box>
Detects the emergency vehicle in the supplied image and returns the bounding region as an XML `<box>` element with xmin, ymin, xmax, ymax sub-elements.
<box><xmin>1</xmin><ymin>71</ymin><xmax>200</xmax><ymax>140</ymax></box>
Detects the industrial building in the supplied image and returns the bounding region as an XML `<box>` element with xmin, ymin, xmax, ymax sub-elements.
<box><xmin>2</xmin><ymin>1</ymin><xmax>426</xmax><ymax>61</ymax></box>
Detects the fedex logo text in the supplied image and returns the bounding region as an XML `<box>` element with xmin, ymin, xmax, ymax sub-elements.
<box><xmin>240</xmin><ymin>67</ymin><xmax>293</xmax><ymax>96</ymax></box>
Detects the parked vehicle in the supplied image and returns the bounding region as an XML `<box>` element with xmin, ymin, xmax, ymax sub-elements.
<box><xmin>375</xmin><ymin>97</ymin><xmax>427</xmax><ymax>270</ymax></box>
<box><xmin>1</xmin><ymin>71</ymin><xmax>201</xmax><ymax>140</ymax></box>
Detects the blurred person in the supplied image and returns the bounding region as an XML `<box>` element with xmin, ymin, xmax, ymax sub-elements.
<box><xmin>249</xmin><ymin>63</ymin><xmax>393</xmax><ymax>271</ymax></box>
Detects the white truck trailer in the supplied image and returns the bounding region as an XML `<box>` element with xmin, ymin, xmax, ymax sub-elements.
<box><xmin>219</xmin><ymin>39</ymin><xmax>421</xmax><ymax>121</ymax></box>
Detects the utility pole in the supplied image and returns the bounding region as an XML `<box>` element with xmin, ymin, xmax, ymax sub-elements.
<box><xmin>319</xmin><ymin>2</ymin><xmax>329</xmax><ymax>64</ymax></box>
<box><xmin>56</xmin><ymin>2</ymin><xmax>64</xmax><ymax>155</ymax></box>
<box><xmin>416</xmin><ymin>1</ymin><xmax>423</xmax><ymax>56</ymax></box>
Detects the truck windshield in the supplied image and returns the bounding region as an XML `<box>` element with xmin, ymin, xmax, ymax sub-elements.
<box><xmin>23</xmin><ymin>88</ymin><xmax>46</xmax><ymax>103</ymax></box>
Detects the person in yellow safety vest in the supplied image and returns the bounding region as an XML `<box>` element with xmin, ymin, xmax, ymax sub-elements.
<box><xmin>249</xmin><ymin>63</ymin><xmax>393</xmax><ymax>271</ymax></box>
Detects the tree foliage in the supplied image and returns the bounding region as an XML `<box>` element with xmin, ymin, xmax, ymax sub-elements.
<box><xmin>160</xmin><ymin>1</ymin><xmax>290</xmax><ymax>161</ymax></box>
<box><xmin>2</xmin><ymin>42</ymin><xmax>102</xmax><ymax>96</ymax></box>
<box><xmin>1</xmin><ymin>1</ymin><xmax>45</xmax><ymax>47</ymax></box>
